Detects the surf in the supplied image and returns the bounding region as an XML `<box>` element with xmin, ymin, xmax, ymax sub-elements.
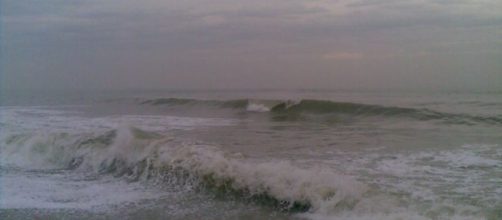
<box><xmin>0</xmin><ymin>127</ymin><xmax>368</xmax><ymax>214</ymax></box>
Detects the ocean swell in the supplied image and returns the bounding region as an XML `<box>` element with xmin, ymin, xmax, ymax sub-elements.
<box><xmin>141</xmin><ymin>98</ymin><xmax>502</xmax><ymax>125</ymax></box>
<box><xmin>0</xmin><ymin>127</ymin><xmax>367</xmax><ymax>213</ymax></box>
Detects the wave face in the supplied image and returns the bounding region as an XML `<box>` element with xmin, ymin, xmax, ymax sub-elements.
<box><xmin>3</xmin><ymin>126</ymin><xmax>496</xmax><ymax>219</ymax></box>
<box><xmin>2</xmin><ymin>92</ymin><xmax>500</xmax><ymax>220</ymax></box>
<box><xmin>141</xmin><ymin>98</ymin><xmax>502</xmax><ymax>125</ymax></box>
<box><xmin>0</xmin><ymin>126</ymin><xmax>367</xmax><ymax>213</ymax></box>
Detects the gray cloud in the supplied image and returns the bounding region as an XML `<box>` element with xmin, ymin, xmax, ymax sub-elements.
<box><xmin>1</xmin><ymin>0</ymin><xmax>501</xmax><ymax>91</ymax></box>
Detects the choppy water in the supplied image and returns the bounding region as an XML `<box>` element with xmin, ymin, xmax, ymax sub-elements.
<box><xmin>0</xmin><ymin>90</ymin><xmax>501</xmax><ymax>219</ymax></box>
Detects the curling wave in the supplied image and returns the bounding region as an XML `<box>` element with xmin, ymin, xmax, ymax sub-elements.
<box><xmin>141</xmin><ymin>98</ymin><xmax>502</xmax><ymax>125</ymax></box>
<box><xmin>0</xmin><ymin>127</ymin><xmax>367</xmax><ymax>213</ymax></box>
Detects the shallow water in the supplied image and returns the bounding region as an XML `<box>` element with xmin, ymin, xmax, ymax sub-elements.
<box><xmin>0</xmin><ymin>90</ymin><xmax>501</xmax><ymax>219</ymax></box>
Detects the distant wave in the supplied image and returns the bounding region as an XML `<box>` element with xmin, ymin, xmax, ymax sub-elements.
<box><xmin>141</xmin><ymin>98</ymin><xmax>502</xmax><ymax>125</ymax></box>
<box><xmin>0</xmin><ymin>127</ymin><xmax>366</xmax><ymax>213</ymax></box>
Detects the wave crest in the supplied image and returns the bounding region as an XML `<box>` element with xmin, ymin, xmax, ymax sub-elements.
<box><xmin>140</xmin><ymin>98</ymin><xmax>502</xmax><ymax>125</ymax></box>
<box><xmin>0</xmin><ymin>127</ymin><xmax>367</xmax><ymax>213</ymax></box>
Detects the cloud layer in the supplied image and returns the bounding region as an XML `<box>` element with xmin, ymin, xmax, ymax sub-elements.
<box><xmin>2</xmin><ymin>0</ymin><xmax>501</xmax><ymax>90</ymax></box>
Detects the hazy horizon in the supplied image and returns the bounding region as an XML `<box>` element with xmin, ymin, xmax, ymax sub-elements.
<box><xmin>1</xmin><ymin>0</ymin><xmax>501</xmax><ymax>91</ymax></box>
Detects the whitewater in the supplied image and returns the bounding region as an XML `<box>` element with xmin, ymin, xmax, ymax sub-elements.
<box><xmin>0</xmin><ymin>90</ymin><xmax>501</xmax><ymax>220</ymax></box>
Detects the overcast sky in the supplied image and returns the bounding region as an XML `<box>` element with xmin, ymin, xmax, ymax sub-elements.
<box><xmin>1</xmin><ymin>0</ymin><xmax>501</xmax><ymax>91</ymax></box>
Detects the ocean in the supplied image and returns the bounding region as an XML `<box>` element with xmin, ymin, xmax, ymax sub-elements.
<box><xmin>0</xmin><ymin>89</ymin><xmax>501</xmax><ymax>220</ymax></box>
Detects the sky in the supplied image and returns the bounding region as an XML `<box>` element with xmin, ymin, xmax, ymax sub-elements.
<box><xmin>1</xmin><ymin>0</ymin><xmax>501</xmax><ymax>91</ymax></box>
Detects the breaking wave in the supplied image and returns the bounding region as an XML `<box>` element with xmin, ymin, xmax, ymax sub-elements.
<box><xmin>0</xmin><ymin>127</ymin><xmax>367</xmax><ymax>214</ymax></box>
<box><xmin>141</xmin><ymin>98</ymin><xmax>502</xmax><ymax>125</ymax></box>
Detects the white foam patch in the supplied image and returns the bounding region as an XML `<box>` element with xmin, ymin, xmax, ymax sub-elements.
<box><xmin>0</xmin><ymin>106</ymin><xmax>236</xmax><ymax>134</ymax></box>
<box><xmin>0</xmin><ymin>170</ymin><xmax>170</xmax><ymax>210</ymax></box>
<box><xmin>159</xmin><ymin>144</ymin><xmax>368</xmax><ymax>214</ymax></box>
<box><xmin>246</xmin><ymin>103</ymin><xmax>270</xmax><ymax>112</ymax></box>
<box><xmin>431</xmin><ymin>148</ymin><xmax>500</xmax><ymax>168</ymax></box>
<box><xmin>323</xmin><ymin>144</ymin><xmax>502</xmax><ymax>212</ymax></box>
<box><xmin>297</xmin><ymin>212</ymin><xmax>485</xmax><ymax>220</ymax></box>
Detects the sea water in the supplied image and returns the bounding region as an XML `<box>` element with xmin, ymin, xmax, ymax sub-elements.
<box><xmin>0</xmin><ymin>89</ymin><xmax>501</xmax><ymax>220</ymax></box>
